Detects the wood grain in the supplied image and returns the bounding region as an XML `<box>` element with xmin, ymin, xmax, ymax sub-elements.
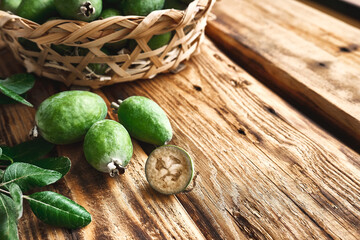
<box><xmin>104</xmin><ymin>39</ymin><xmax>360</xmax><ymax>239</ymax></box>
<box><xmin>0</xmin><ymin>49</ymin><xmax>205</xmax><ymax>240</ymax></box>
<box><xmin>0</xmin><ymin>36</ymin><xmax>359</xmax><ymax>239</ymax></box>
<box><xmin>207</xmin><ymin>0</ymin><xmax>360</xmax><ymax>143</ymax></box>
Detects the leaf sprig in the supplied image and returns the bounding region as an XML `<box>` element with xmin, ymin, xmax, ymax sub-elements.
<box><xmin>0</xmin><ymin>73</ymin><xmax>36</xmax><ymax>107</ymax></box>
<box><xmin>0</xmin><ymin>139</ymin><xmax>92</xmax><ymax>240</ymax></box>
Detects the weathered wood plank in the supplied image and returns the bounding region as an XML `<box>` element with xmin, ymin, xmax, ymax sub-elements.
<box><xmin>0</xmin><ymin>49</ymin><xmax>206</xmax><ymax>240</ymax></box>
<box><xmin>103</xmin><ymin>39</ymin><xmax>360</xmax><ymax>239</ymax></box>
<box><xmin>207</xmin><ymin>0</ymin><xmax>360</xmax><ymax>143</ymax></box>
<box><xmin>1</xmin><ymin>36</ymin><xmax>360</xmax><ymax>239</ymax></box>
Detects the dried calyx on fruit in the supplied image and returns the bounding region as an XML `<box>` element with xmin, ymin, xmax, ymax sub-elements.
<box><xmin>54</xmin><ymin>0</ymin><xmax>102</xmax><ymax>21</ymax></box>
<box><xmin>80</xmin><ymin>1</ymin><xmax>95</xmax><ymax>17</ymax></box>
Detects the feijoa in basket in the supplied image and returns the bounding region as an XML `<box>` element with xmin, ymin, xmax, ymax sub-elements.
<box><xmin>0</xmin><ymin>0</ymin><xmax>215</xmax><ymax>88</ymax></box>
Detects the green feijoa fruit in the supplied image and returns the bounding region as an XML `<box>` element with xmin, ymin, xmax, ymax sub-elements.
<box><xmin>120</xmin><ymin>0</ymin><xmax>165</xmax><ymax>16</ymax></box>
<box><xmin>100</xmin><ymin>8</ymin><xmax>128</xmax><ymax>52</ymax></box>
<box><xmin>35</xmin><ymin>91</ymin><xmax>107</xmax><ymax>144</ymax></box>
<box><xmin>145</xmin><ymin>145</ymin><xmax>194</xmax><ymax>195</ymax></box>
<box><xmin>163</xmin><ymin>0</ymin><xmax>187</xmax><ymax>10</ymax></box>
<box><xmin>0</xmin><ymin>0</ymin><xmax>22</xmax><ymax>12</ymax></box>
<box><xmin>51</xmin><ymin>44</ymin><xmax>74</xmax><ymax>56</ymax></box>
<box><xmin>180</xmin><ymin>0</ymin><xmax>193</xmax><ymax>3</ymax></box>
<box><xmin>55</xmin><ymin>0</ymin><xmax>102</xmax><ymax>22</ymax></box>
<box><xmin>84</xmin><ymin>119</ymin><xmax>133</xmax><ymax>176</ymax></box>
<box><xmin>129</xmin><ymin>32</ymin><xmax>172</xmax><ymax>51</ymax></box>
<box><xmin>77</xmin><ymin>47</ymin><xmax>111</xmax><ymax>75</ymax></box>
<box><xmin>16</xmin><ymin>0</ymin><xmax>57</xmax><ymax>24</ymax></box>
<box><xmin>100</xmin><ymin>8</ymin><xmax>121</xmax><ymax>19</ymax></box>
<box><xmin>148</xmin><ymin>32</ymin><xmax>172</xmax><ymax>50</ymax></box>
<box><xmin>115</xmin><ymin>96</ymin><xmax>172</xmax><ymax>145</ymax></box>
<box><xmin>18</xmin><ymin>37</ymin><xmax>41</xmax><ymax>52</ymax></box>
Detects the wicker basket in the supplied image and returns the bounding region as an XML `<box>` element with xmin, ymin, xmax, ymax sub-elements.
<box><xmin>0</xmin><ymin>0</ymin><xmax>215</xmax><ymax>88</ymax></box>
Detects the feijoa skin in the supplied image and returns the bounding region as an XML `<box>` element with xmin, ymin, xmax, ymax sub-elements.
<box><xmin>35</xmin><ymin>91</ymin><xmax>107</xmax><ymax>145</ymax></box>
<box><xmin>0</xmin><ymin>0</ymin><xmax>22</xmax><ymax>12</ymax></box>
<box><xmin>116</xmin><ymin>96</ymin><xmax>173</xmax><ymax>146</ymax></box>
<box><xmin>84</xmin><ymin>120</ymin><xmax>133</xmax><ymax>176</ymax></box>
<box><xmin>120</xmin><ymin>0</ymin><xmax>165</xmax><ymax>16</ymax></box>
<box><xmin>16</xmin><ymin>0</ymin><xmax>57</xmax><ymax>23</ymax></box>
<box><xmin>100</xmin><ymin>9</ymin><xmax>128</xmax><ymax>52</ymax></box>
<box><xmin>55</xmin><ymin>0</ymin><xmax>102</xmax><ymax>21</ymax></box>
<box><xmin>163</xmin><ymin>0</ymin><xmax>187</xmax><ymax>10</ymax></box>
<box><xmin>145</xmin><ymin>145</ymin><xmax>194</xmax><ymax>195</ymax></box>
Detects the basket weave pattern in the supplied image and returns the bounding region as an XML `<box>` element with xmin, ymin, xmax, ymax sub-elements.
<box><xmin>0</xmin><ymin>0</ymin><xmax>215</xmax><ymax>88</ymax></box>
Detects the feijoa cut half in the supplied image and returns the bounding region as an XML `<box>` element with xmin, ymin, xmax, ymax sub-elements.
<box><xmin>145</xmin><ymin>145</ymin><xmax>194</xmax><ymax>195</ymax></box>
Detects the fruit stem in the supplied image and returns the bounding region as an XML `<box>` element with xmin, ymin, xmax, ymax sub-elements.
<box><xmin>107</xmin><ymin>158</ymin><xmax>127</xmax><ymax>177</ymax></box>
<box><xmin>111</xmin><ymin>100</ymin><xmax>122</xmax><ymax>113</ymax></box>
<box><xmin>80</xmin><ymin>1</ymin><xmax>96</xmax><ymax>18</ymax></box>
<box><xmin>29</xmin><ymin>126</ymin><xmax>38</xmax><ymax>138</ymax></box>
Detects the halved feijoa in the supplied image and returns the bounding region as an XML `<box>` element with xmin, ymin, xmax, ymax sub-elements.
<box><xmin>145</xmin><ymin>145</ymin><xmax>194</xmax><ymax>195</ymax></box>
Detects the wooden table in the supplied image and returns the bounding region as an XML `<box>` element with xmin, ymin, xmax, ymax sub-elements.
<box><xmin>1</xmin><ymin>0</ymin><xmax>359</xmax><ymax>239</ymax></box>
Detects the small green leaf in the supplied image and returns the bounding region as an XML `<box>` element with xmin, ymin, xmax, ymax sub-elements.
<box><xmin>1</xmin><ymin>138</ymin><xmax>54</xmax><ymax>163</ymax></box>
<box><xmin>0</xmin><ymin>193</ymin><xmax>19</xmax><ymax>240</ymax></box>
<box><xmin>0</xmin><ymin>93</ymin><xmax>28</xmax><ymax>105</ymax></box>
<box><xmin>27</xmin><ymin>191</ymin><xmax>92</xmax><ymax>229</ymax></box>
<box><xmin>0</xmin><ymin>84</ymin><xmax>33</xmax><ymax>107</ymax></box>
<box><xmin>1</xmin><ymin>163</ymin><xmax>62</xmax><ymax>192</ymax></box>
<box><xmin>0</xmin><ymin>74</ymin><xmax>36</xmax><ymax>95</ymax></box>
<box><xmin>0</xmin><ymin>169</ymin><xmax>4</xmax><ymax>181</ymax></box>
<box><xmin>28</xmin><ymin>157</ymin><xmax>71</xmax><ymax>177</ymax></box>
<box><xmin>0</xmin><ymin>154</ymin><xmax>13</xmax><ymax>164</ymax></box>
<box><xmin>0</xmin><ymin>147</ymin><xmax>2</xmax><ymax>157</ymax></box>
<box><xmin>8</xmin><ymin>184</ymin><xmax>23</xmax><ymax>220</ymax></box>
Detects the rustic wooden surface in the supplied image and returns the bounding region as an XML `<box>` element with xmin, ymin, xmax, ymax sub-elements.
<box><xmin>207</xmin><ymin>0</ymin><xmax>360</xmax><ymax>144</ymax></box>
<box><xmin>0</xmin><ymin>35</ymin><xmax>360</xmax><ymax>239</ymax></box>
<box><xmin>298</xmin><ymin>0</ymin><xmax>360</xmax><ymax>28</ymax></box>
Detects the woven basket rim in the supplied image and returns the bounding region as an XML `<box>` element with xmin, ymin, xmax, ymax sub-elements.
<box><xmin>0</xmin><ymin>0</ymin><xmax>216</xmax><ymax>88</ymax></box>
<box><xmin>0</xmin><ymin>0</ymin><xmax>214</xmax><ymax>44</ymax></box>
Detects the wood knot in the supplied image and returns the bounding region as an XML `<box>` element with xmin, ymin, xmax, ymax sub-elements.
<box><xmin>339</xmin><ymin>44</ymin><xmax>358</xmax><ymax>53</ymax></box>
<box><xmin>238</xmin><ymin>128</ymin><xmax>246</xmax><ymax>136</ymax></box>
<box><xmin>266</xmin><ymin>106</ymin><xmax>277</xmax><ymax>115</ymax></box>
<box><xmin>193</xmin><ymin>85</ymin><xmax>202</xmax><ymax>91</ymax></box>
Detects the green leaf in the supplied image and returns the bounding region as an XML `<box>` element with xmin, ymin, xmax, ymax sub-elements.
<box><xmin>8</xmin><ymin>184</ymin><xmax>23</xmax><ymax>220</ymax></box>
<box><xmin>1</xmin><ymin>138</ymin><xmax>54</xmax><ymax>163</ymax></box>
<box><xmin>0</xmin><ymin>169</ymin><xmax>4</xmax><ymax>181</ymax></box>
<box><xmin>0</xmin><ymin>84</ymin><xmax>33</xmax><ymax>107</ymax></box>
<box><xmin>26</xmin><ymin>157</ymin><xmax>71</xmax><ymax>177</ymax></box>
<box><xmin>0</xmin><ymin>154</ymin><xmax>13</xmax><ymax>164</ymax></box>
<box><xmin>0</xmin><ymin>193</ymin><xmax>19</xmax><ymax>240</ymax></box>
<box><xmin>1</xmin><ymin>163</ymin><xmax>62</xmax><ymax>192</ymax></box>
<box><xmin>27</xmin><ymin>191</ymin><xmax>92</xmax><ymax>229</ymax></box>
<box><xmin>0</xmin><ymin>147</ymin><xmax>2</xmax><ymax>157</ymax></box>
<box><xmin>0</xmin><ymin>93</ymin><xmax>28</xmax><ymax>105</ymax></box>
<box><xmin>0</xmin><ymin>74</ymin><xmax>36</xmax><ymax>95</ymax></box>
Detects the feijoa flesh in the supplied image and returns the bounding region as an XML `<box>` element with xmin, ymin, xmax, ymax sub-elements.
<box><xmin>145</xmin><ymin>145</ymin><xmax>194</xmax><ymax>195</ymax></box>
<box><xmin>114</xmin><ymin>96</ymin><xmax>173</xmax><ymax>146</ymax></box>
<box><xmin>84</xmin><ymin>120</ymin><xmax>133</xmax><ymax>176</ymax></box>
<box><xmin>35</xmin><ymin>91</ymin><xmax>107</xmax><ymax>144</ymax></box>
